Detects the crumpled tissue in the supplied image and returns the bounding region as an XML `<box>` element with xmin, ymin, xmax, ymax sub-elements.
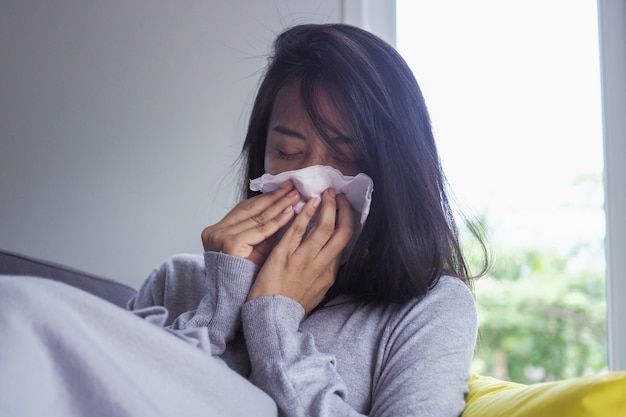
<box><xmin>249</xmin><ymin>165</ymin><xmax>373</xmax><ymax>226</ymax></box>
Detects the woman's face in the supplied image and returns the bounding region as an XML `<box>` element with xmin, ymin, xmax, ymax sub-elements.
<box><xmin>264</xmin><ymin>82</ymin><xmax>361</xmax><ymax>176</ymax></box>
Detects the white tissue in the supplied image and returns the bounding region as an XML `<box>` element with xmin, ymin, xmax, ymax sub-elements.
<box><xmin>249</xmin><ymin>165</ymin><xmax>373</xmax><ymax>226</ymax></box>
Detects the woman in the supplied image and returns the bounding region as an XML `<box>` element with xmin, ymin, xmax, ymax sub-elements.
<box><xmin>129</xmin><ymin>24</ymin><xmax>487</xmax><ymax>416</ymax></box>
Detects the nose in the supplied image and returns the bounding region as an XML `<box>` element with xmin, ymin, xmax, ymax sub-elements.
<box><xmin>302</xmin><ymin>147</ymin><xmax>330</xmax><ymax>169</ymax></box>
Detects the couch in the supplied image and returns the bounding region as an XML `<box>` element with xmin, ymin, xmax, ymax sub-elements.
<box><xmin>1</xmin><ymin>248</ymin><xmax>624</xmax><ymax>416</ymax></box>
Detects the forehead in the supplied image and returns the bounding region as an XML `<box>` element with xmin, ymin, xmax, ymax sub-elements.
<box><xmin>270</xmin><ymin>82</ymin><xmax>350</xmax><ymax>135</ymax></box>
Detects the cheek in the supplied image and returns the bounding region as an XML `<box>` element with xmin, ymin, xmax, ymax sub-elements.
<box><xmin>264</xmin><ymin>151</ymin><xmax>300</xmax><ymax>175</ymax></box>
<box><xmin>264</xmin><ymin>153</ymin><xmax>279</xmax><ymax>175</ymax></box>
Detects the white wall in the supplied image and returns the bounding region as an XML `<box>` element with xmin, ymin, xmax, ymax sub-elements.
<box><xmin>0</xmin><ymin>0</ymin><xmax>341</xmax><ymax>288</ymax></box>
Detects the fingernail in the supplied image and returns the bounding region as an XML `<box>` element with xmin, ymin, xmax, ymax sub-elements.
<box><xmin>288</xmin><ymin>189</ymin><xmax>298</xmax><ymax>197</ymax></box>
<box><xmin>282</xmin><ymin>205</ymin><xmax>293</xmax><ymax>214</ymax></box>
<box><xmin>328</xmin><ymin>189</ymin><xmax>336</xmax><ymax>198</ymax></box>
<box><xmin>312</xmin><ymin>197</ymin><xmax>321</xmax><ymax>208</ymax></box>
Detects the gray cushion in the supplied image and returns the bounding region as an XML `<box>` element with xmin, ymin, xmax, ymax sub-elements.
<box><xmin>0</xmin><ymin>249</ymin><xmax>136</xmax><ymax>307</ymax></box>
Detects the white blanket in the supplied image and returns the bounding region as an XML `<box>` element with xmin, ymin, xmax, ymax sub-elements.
<box><xmin>0</xmin><ymin>275</ymin><xmax>277</xmax><ymax>417</ymax></box>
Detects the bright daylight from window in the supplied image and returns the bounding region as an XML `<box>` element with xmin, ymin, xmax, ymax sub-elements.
<box><xmin>396</xmin><ymin>0</ymin><xmax>606</xmax><ymax>383</ymax></box>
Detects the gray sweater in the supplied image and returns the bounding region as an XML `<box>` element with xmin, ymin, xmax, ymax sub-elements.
<box><xmin>128</xmin><ymin>252</ymin><xmax>477</xmax><ymax>417</ymax></box>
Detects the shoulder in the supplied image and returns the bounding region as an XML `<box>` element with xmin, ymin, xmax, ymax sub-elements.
<box><xmin>422</xmin><ymin>275</ymin><xmax>476</xmax><ymax>312</ymax></box>
<box><xmin>397</xmin><ymin>275</ymin><xmax>475</xmax><ymax>313</ymax></box>
<box><xmin>369</xmin><ymin>277</ymin><xmax>477</xmax><ymax>416</ymax></box>
<box><xmin>387</xmin><ymin>276</ymin><xmax>477</xmax><ymax>343</ymax></box>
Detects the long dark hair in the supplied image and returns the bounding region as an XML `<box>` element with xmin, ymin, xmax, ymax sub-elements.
<box><xmin>242</xmin><ymin>23</ymin><xmax>487</xmax><ymax>303</ymax></box>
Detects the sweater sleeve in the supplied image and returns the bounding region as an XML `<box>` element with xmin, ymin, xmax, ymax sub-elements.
<box><xmin>241</xmin><ymin>295</ymin><xmax>358</xmax><ymax>417</ymax></box>
<box><xmin>170</xmin><ymin>251</ymin><xmax>258</xmax><ymax>356</ymax></box>
<box><xmin>128</xmin><ymin>252</ymin><xmax>258</xmax><ymax>356</ymax></box>
<box><xmin>127</xmin><ymin>253</ymin><xmax>209</xmax><ymax>318</ymax></box>
<box><xmin>241</xmin><ymin>277</ymin><xmax>477</xmax><ymax>417</ymax></box>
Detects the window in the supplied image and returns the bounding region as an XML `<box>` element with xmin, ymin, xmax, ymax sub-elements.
<box><xmin>395</xmin><ymin>0</ymin><xmax>606</xmax><ymax>381</ymax></box>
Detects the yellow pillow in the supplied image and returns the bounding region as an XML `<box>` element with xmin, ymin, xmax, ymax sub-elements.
<box><xmin>463</xmin><ymin>372</ymin><xmax>626</xmax><ymax>417</ymax></box>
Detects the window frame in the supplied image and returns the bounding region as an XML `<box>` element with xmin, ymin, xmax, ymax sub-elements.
<box><xmin>598</xmin><ymin>0</ymin><xmax>626</xmax><ymax>371</ymax></box>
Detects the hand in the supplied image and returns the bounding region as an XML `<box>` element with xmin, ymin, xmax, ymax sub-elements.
<box><xmin>247</xmin><ymin>189</ymin><xmax>355</xmax><ymax>314</ymax></box>
<box><xmin>201</xmin><ymin>181</ymin><xmax>301</xmax><ymax>266</ymax></box>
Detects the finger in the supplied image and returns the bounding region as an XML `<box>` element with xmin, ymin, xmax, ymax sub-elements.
<box><xmin>208</xmin><ymin>184</ymin><xmax>298</xmax><ymax>241</ymax></box>
<box><xmin>201</xmin><ymin>181</ymin><xmax>297</xmax><ymax>252</ymax></box>
<box><xmin>221</xmin><ymin>203</ymin><xmax>295</xmax><ymax>255</ymax></box>
<box><xmin>221</xmin><ymin>180</ymin><xmax>295</xmax><ymax>227</ymax></box>
<box><xmin>225</xmin><ymin>188</ymin><xmax>300</xmax><ymax>237</ymax></box>
<box><xmin>245</xmin><ymin>236</ymin><xmax>276</xmax><ymax>266</ymax></box>
<box><xmin>275</xmin><ymin>195</ymin><xmax>321</xmax><ymax>254</ymax></box>
<box><xmin>300</xmin><ymin>189</ymin><xmax>339</xmax><ymax>252</ymax></box>
<box><xmin>319</xmin><ymin>193</ymin><xmax>355</xmax><ymax>257</ymax></box>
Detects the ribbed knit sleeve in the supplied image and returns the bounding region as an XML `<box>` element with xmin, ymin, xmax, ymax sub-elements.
<box><xmin>242</xmin><ymin>295</ymin><xmax>354</xmax><ymax>417</ymax></box>
<box><xmin>169</xmin><ymin>252</ymin><xmax>258</xmax><ymax>356</ymax></box>
<box><xmin>128</xmin><ymin>252</ymin><xmax>258</xmax><ymax>357</ymax></box>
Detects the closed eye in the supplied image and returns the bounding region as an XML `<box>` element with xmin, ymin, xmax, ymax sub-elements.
<box><xmin>278</xmin><ymin>150</ymin><xmax>303</xmax><ymax>160</ymax></box>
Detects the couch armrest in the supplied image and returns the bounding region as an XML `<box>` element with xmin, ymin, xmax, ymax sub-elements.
<box><xmin>0</xmin><ymin>249</ymin><xmax>136</xmax><ymax>308</ymax></box>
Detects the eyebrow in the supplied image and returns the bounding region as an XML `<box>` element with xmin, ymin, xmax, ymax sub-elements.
<box><xmin>272</xmin><ymin>125</ymin><xmax>354</xmax><ymax>144</ymax></box>
<box><xmin>272</xmin><ymin>125</ymin><xmax>305</xmax><ymax>140</ymax></box>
